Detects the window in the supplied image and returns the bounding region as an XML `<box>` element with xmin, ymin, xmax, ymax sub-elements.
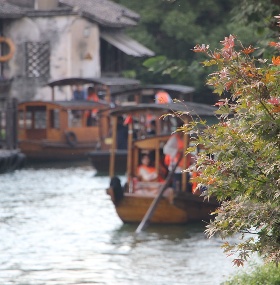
<box><xmin>49</xmin><ymin>109</ymin><xmax>60</xmax><ymax>129</ymax></box>
<box><xmin>26</xmin><ymin>106</ymin><xmax>47</xmax><ymax>129</ymax></box>
<box><xmin>69</xmin><ymin>110</ymin><xmax>83</xmax><ymax>128</ymax></box>
<box><xmin>34</xmin><ymin>110</ymin><xmax>46</xmax><ymax>129</ymax></box>
<box><xmin>25</xmin><ymin>111</ymin><xmax>32</xmax><ymax>129</ymax></box>
<box><xmin>18</xmin><ymin>110</ymin><xmax>25</xmax><ymax>129</ymax></box>
<box><xmin>25</xmin><ymin>42</ymin><xmax>50</xmax><ymax>78</ymax></box>
<box><xmin>100</xmin><ymin>39</ymin><xmax>123</xmax><ymax>74</ymax></box>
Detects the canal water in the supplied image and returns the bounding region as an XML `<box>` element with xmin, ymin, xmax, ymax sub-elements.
<box><xmin>0</xmin><ymin>162</ymin><xmax>241</xmax><ymax>285</ymax></box>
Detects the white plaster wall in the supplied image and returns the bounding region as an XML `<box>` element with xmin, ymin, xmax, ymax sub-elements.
<box><xmin>70</xmin><ymin>18</ymin><xmax>100</xmax><ymax>78</ymax></box>
<box><xmin>32</xmin><ymin>16</ymin><xmax>100</xmax><ymax>79</ymax></box>
<box><xmin>4</xmin><ymin>17</ymin><xmax>40</xmax><ymax>79</ymax></box>
<box><xmin>4</xmin><ymin>14</ymin><xmax>101</xmax><ymax>101</ymax></box>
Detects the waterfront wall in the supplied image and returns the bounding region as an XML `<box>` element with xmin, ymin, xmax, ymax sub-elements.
<box><xmin>3</xmin><ymin>15</ymin><xmax>100</xmax><ymax>101</ymax></box>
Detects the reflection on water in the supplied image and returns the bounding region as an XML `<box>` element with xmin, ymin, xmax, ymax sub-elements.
<box><xmin>0</xmin><ymin>163</ymin><xmax>239</xmax><ymax>285</ymax></box>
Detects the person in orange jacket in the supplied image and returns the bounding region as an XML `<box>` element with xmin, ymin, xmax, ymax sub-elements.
<box><xmin>163</xmin><ymin>132</ymin><xmax>184</xmax><ymax>170</ymax></box>
<box><xmin>87</xmin><ymin>86</ymin><xmax>99</xmax><ymax>102</ymax></box>
<box><xmin>163</xmin><ymin>127</ymin><xmax>194</xmax><ymax>192</ymax></box>
<box><xmin>137</xmin><ymin>154</ymin><xmax>159</xmax><ymax>182</ymax></box>
<box><xmin>86</xmin><ymin>86</ymin><xmax>99</xmax><ymax>126</ymax></box>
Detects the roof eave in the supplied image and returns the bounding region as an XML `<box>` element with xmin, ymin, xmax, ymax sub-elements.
<box><xmin>25</xmin><ymin>9</ymin><xmax>76</xmax><ymax>17</ymax></box>
<box><xmin>82</xmin><ymin>12</ymin><xmax>138</xmax><ymax>28</ymax></box>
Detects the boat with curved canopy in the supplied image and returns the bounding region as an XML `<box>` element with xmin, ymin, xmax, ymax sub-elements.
<box><xmin>87</xmin><ymin>84</ymin><xmax>197</xmax><ymax>173</ymax></box>
<box><xmin>17</xmin><ymin>77</ymin><xmax>139</xmax><ymax>161</ymax></box>
<box><xmin>106</xmin><ymin>102</ymin><xmax>219</xmax><ymax>225</ymax></box>
<box><xmin>18</xmin><ymin>100</ymin><xmax>110</xmax><ymax>161</ymax></box>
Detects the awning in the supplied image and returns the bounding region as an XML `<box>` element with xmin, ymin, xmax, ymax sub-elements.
<box><xmin>101</xmin><ymin>31</ymin><xmax>155</xmax><ymax>57</ymax></box>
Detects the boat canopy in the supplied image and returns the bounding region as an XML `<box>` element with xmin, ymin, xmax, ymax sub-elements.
<box><xmin>47</xmin><ymin>77</ymin><xmax>140</xmax><ymax>88</ymax></box>
<box><xmin>109</xmin><ymin>102</ymin><xmax>217</xmax><ymax>117</ymax></box>
<box><xmin>18</xmin><ymin>100</ymin><xmax>110</xmax><ymax>110</ymax></box>
<box><xmin>46</xmin><ymin>78</ymin><xmax>197</xmax><ymax>105</ymax></box>
<box><xmin>111</xmin><ymin>84</ymin><xmax>195</xmax><ymax>97</ymax></box>
<box><xmin>145</xmin><ymin>84</ymin><xmax>195</xmax><ymax>94</ymax></box>
<box><xmin>47</xmin><ymin>77</ymin><xmax>141</xmax><ymax>102</ymax></box>
<box><xmin>110</xmin><ymin>84</ymin><xmax>196</xmax><ymax>104</ymax></box>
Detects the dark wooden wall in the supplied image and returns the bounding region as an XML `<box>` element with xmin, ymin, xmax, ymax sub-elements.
<box><xmin>0</xmin><ymin>98</ymin><xmax>18</xmax><ymax>150</ymax></box>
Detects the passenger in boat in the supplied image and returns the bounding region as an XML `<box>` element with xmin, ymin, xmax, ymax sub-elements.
<box><xmin>155</xmin><ymin>90</ymin><xmax>172</xmax><ymax>104</ymax></box>
<box><xmin>117</xmin><ymin>116</ymin><xmax>128</xmax><ymax>149</ymax></box>
<box><xmin>87</xmin><ymin>86</ymin><xmax>99</xmax><ymax>102</ymax></box>
<box><xmin>147</xmin><ymin>120</ymin><xmax>156</xmax><ymax>135</ymax></box>
<box><xmin>73</xmin><ymin>85</ymin><xmax>86</xmax><ymax>100</ymax></box>
<box><xmin>137</xmin><ymin>154</ymin><xmax>158</xmax><ymax>182</ymax></box>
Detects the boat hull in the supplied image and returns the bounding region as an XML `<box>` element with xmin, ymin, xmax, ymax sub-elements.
<box><xmin>19</xmin><ymin>140</ymin><xmax>97</xmax><ymax>161</ymax></box>
<box><xmin>172</xmin><ymin>192</ymin><xmax>218</xmax><ymax>221</ymax></box>
<box><xmin>112</xmin><ymin>191</ymin><xmax>217</xmax><ymax>224</ymax></box>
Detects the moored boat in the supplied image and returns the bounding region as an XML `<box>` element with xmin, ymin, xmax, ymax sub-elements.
<box><xmin>18</xmin><ymin>100</ymin><xmax>110</xmax><ymax>161</ymax></box>
<box><xmin>106</xmin><ymin>102</ymin><xmax>219</xmax><ymax>225</ymax></box>
<box><xmin>88</xmin><ymin>84</ymin><xmax>197</xmax><ymax>173</ymax></box>
<box><xmin>18</xmin><ymin>77</ymin><xmax>139</xmax><ymax>162</ymax></box>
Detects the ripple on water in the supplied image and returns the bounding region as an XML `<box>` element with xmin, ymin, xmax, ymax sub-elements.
<box><xmin>0</xmin><ymin>164</ymin><xmax>244</xmax><ymax>285</ymax></box>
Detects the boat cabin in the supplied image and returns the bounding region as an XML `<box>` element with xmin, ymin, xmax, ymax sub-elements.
<box><xmin>18</xmin><ymin>100</ymin><xmax>110</xmax><ymax>160</ymax></box>
<box><xmin>91</xmin><ymin>84</ymin><xmax>197</xmax><ymax>149</ymax></box>
<box><xmin>109</xmin><ymin>102</ymin><xmax>217</xmax><ymax>184</ymax></box>
<box><xmin>18</xmin><ymin>100</ymin><xmax>109</xmax><ymax>143</ymax></box>
<box><xmin>17</xmin><ymin>76</ymin><xmax>142</xmax><ymax>161</ymax></box>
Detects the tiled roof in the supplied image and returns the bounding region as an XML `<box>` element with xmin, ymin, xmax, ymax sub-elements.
<box><xmin>59</xmin><ymin>0</ymin><xmax>140</xmax><ymax>28</ymax></box>
<box><xmin>25</xmin><ymin>7</ymin><xmax>75</xmax><ymax>17</ymax></box>
<box><xmin>0</xmin><ymin>0</ymin><xmax>24</xmax><ymax>18</ymax></box>
<box><xmin>0</xmin><ymin>0</ymin><xmax>140</xmax><ymax>27</ymax></box>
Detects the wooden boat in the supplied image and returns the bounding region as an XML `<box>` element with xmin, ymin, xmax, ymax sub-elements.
<box><xmin>18</xmin><ymin>100</ymin><xmax>110</xmax><ymax>161</ymax></box>
<box><xmin>87</xmin><ymin>84</ymin><xmax>197</xmax><ymax>173</ymax></box>
<box><xmin>110</xmin><ymin>190</ymin><xmax>218</xmax><ymax>224</ymax></box>
<box><xmin>106</xmin><ymin>102</ymin><xmax>219</xmax><ymax>225</ymax></box>
<box><xmin>17</xmin><ymin>77</ymin><xmax>140</xmax><ymax>161</ymax></box>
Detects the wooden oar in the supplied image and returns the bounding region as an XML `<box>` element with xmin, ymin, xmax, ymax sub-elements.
<box><xmin>135</xmin><ymin>153</ymin><xmax>183</xmax><ymax>234</ymax></box>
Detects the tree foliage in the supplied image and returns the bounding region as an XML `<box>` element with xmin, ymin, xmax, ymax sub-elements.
<box><xmin>114</xmin><ymin>0</ymin><xmax>246</xmax><ymax>103</ymax></box>
<box><xmin>188</xmin><ymin>17</ymin><xmax>280</xmax><ymax>265</ymax></box>
<box><xmin>224</xmin><ymin>262</ymin><xmax>280</xmax><ymax>285</ymax></box>
<box><xmin>114</xmin><ymin>0</ymin><xmax>279</xmax><ymax>104</ymax></box>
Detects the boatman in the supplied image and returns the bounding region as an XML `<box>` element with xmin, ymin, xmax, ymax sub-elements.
<box><xmin>87</xmin><ymin>86</ymin><xmax>99</xmax><ymax>102</ymax></box>
<box><xmin>163</xmin><ymin>130</ymin><xmax>184</xmax><ymax>192</ymax></box>
<box><xmin>163</xmin><ymin>120</ymin><xmax>193</xmax><ymax>192</ymax></box>
<box><xmin>86</xmin><ymin>86</ymin><xmax>99</xmax><ymax>126</ymax></box>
